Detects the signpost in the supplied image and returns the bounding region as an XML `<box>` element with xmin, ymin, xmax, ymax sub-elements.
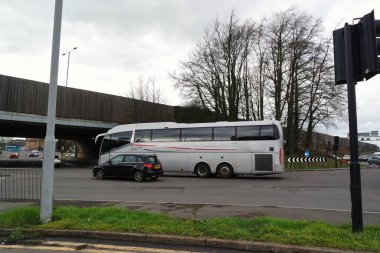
<box><xmin>304</xmin><ymin>149</ymin><xmax>310</xmax><ymax>158</ymax></box>
<box><xmin>333</xmin><ymin>10</ymin><xmax>380</xmax><ymax>233</ymax></box>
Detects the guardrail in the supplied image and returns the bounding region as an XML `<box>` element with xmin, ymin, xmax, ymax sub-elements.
<box><xmin>0</xmin><ymin>168</ymin><xmax>41</xmax><ymax>200</ymax></box>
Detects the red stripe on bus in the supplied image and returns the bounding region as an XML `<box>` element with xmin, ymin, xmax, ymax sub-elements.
<box><xmin>133</xmin><ymin>143</ymin><xmax>236</xmax><ymax>151</ymax></box>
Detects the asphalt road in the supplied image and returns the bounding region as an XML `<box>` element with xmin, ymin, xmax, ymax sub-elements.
<box><xmin>52</xmin><ymin>167</ymin><xmax>380</xmax><ymax>213</ymax></box>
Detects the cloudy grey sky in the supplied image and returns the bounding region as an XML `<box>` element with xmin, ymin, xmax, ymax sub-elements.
<box><xmin>0</xmin><ymin>0</ymin><xmax>379</xmax><ymax>137</ymax></box>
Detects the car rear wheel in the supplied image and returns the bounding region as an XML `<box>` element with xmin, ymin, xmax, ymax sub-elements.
<box><xmin>134</xmin><ymin>171</ymin><xmax>145</xmax><ymax>182</ymax></box>
<box><xmin>96</xmin><ymin>169</ymin><xmax>105</xmax><ymax>180</ymax></box>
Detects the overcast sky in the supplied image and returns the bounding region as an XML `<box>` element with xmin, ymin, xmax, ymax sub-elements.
<box><xmin>0</xmin><ymin>0</ymin><xmax>379</xmax><ymax>137</ymax></box>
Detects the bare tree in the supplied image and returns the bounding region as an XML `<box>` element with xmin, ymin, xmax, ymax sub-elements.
<box><xmin>124</xmin><ymin>75</ymin><xmax>168</xmax><ymax>122</ymax></box>
<box><xmin>300</xmin><ymin>37</ymin><xmax>346</xmax><ymax>149</ymax></box>
<box><xmin>171</xmin><ymin>11</ymin><xmax>256</xmax><ymax>121</ymax></box>
<box><xmin>171</xmin><ymin>7</ymin><xmax>347</xmax><ymax>155</ymax></box>
<box><xmin>261</xmin><ymin>7</ymin><xmax>346</xmax><ymax>154</ymax></box>
<box><xmin>127</xmin><ymin>75</ymin><xmax>167</xmax><ymax>104</ymax></box>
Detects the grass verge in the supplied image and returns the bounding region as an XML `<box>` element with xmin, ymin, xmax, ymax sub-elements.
<box><xmin>0</xmin><ymin>206</ymin><xmax>379</xmax><ymax>252</ymax></box>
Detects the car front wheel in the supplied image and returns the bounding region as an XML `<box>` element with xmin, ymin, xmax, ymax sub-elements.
<box><xmin>134</xmin><ymin>171</ymin><xmax>145</xmax><ymax>182</ymax></box>
<box><xmin>96</xmin><ymin>169</ymin><xmax>105</xmax><ymax>180</ymax></box>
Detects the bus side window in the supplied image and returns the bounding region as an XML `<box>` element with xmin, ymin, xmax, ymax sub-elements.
<box><xmin>182</xmin><ymin>127</ymin><xmax>212</xmax><ymax>141</ymax></box>
<box><xmin>260</xmin><ymin>126</ymin><xmax>275</xmax><ymax>140</ymax></box>
<box><xmin>134</xmin><ymin>130</ymin><xmax>152</xmax><ymax>142</ymax></box>
<box><xmin>237</xmin><ymin>126</ymin><xmax>260</xmax><ymax>140</ymax></box>
<box><xmin>214</xmin><ymin>127</ymin><xmax>235</xmax><ymax>141</ymax></box>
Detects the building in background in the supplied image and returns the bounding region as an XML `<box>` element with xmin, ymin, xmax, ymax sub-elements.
<box><xmin>25</xmin><ymin>138</ymin><xmax>44</xmax><ymax>151</ymax></box>
<box><xmin>358</xmin><ymin>131</ymin><xmax>380</xmax><ymax>149</ymax></box>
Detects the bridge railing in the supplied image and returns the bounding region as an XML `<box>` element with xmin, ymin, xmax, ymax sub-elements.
<box><xmin>0</xmin><ymin>168</ymin><xmax>41</xmax><ymax>200</ymax></box>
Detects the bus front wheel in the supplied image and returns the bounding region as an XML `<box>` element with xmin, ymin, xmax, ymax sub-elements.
<box><xmin>195</xmin><ymin>163</ymin><xmax>211</xmax><ymax>178</ymax></box>
<box><xmin>217</xmin><ymin>163</ymin><xmax>234</xmax><ymax>178</ymax></box>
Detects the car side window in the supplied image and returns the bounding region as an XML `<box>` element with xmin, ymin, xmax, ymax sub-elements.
<box><xmin>110</xmin><ymin>155</ymin><xmax>125</xmax><ymax>164</ymax></box>
<box><xmin>125</xmin><ymin>155</ymin><xmax>137</xmax><ymax>162</ymax></box>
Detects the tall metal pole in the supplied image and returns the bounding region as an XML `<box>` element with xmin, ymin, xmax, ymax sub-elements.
<box><xmin>65</xmin><ymin>52</ymin><xmax>70</xmax><ymax>87</ymax></box>
<box><xmin>63</xmin><ymin>47</ymin><xmax>77</xmax><ymax>87</ymax></box>
<box><xmin>344</xmin><ymin>23</ymin><xmax>363</xmax><ymax>232</ymax></box>
<box><xmin>40</xmin><ymin>0</ymin><xmax>62</xmax><ymax>223</ymax></box>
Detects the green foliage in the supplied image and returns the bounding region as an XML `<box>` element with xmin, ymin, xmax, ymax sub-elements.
<box><xmin>0</xmin><ymin>207</ymin><xmax>40</xmax><ymax>228</ymax></box>
<box><xmin>7</xmin><ymin>229</ymin><xmax>29</xmax><ymax>243</ymax></box>
<box><xmin>0</xmin><ymin>206</ymin><xmax>379</xmax><ymax>252</ymax></box>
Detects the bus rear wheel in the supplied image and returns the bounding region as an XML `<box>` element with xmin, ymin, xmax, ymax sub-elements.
<box><xmin>217</xmin><ymin>163</ymin><xmax>234</xmax><ymax>178</ymax></box>
<box><xmin>195</xmin><ymin>163</ymin><xmax>211</xmax><ymax>178</ymax></box>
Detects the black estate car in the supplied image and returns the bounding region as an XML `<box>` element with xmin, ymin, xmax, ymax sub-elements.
<box><xmin>93</xmin><ymin>154</ymin><xmax>163</xmax><ymax>182</ymax></box>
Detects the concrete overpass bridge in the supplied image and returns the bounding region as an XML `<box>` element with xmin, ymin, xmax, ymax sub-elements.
<box><xmin>0</xmin><ymin>74</ymin><xmax>211</xmax><ymax>159</ymax></box>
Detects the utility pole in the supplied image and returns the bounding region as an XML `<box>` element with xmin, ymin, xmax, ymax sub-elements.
<box><xmin>40</xmin><ymin>0</ymin><xmax>63</xmax><ymax>223</ymax></box>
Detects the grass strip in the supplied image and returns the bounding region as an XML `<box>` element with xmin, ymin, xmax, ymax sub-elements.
<box><xmin>0</xmin><ymin>206</ymin><xmax>379</xmax><ymax>252</ymax></box>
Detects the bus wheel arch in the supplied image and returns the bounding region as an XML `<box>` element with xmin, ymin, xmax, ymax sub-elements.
<box><xmin>217</xmin><ymin>162</ymin><xmax>234</xmax><ymax>178</ymax></box>
<box><xmin>194</xmin><ymin>162</ymin><xmax>211</xmax><ymax>178</ymax></box>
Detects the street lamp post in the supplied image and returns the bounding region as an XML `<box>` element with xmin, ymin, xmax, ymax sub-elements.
<box><xmin>62</xmin><ymin>47</ymin><xmax>77</xmax><ymax>87</ymax></box>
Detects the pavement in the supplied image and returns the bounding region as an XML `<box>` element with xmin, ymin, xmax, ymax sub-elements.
<box><xmin>1</xmin><ymin>199</ymin><xmax>379</xmax><ymax>252</ymax></box>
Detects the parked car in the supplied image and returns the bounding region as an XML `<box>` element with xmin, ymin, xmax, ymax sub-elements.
<box><xmin>358</xmin><ymin>155</ymin><xmax>368</xmax><ymax>162</ymax></box>
<box><xmin>368</xmin><ymin>155</ymin><xmax>380</xmax><ymax>165</ymax></box>
<box><xmin>93</xmin><ymin>154</ymin><xmax>163</xmax><ymax>182</ymax></box>
<box><xmin>29</xmin><ymin>152</ymin><xmax>39</xmax><ymax>157</ymax></box>
<box><xmin>342</xmin><ymin>154</ymin><xmax>350</xmax><ymax>161</ymax></box>
<box><xmin>40</xmin><ymin>155</ymin><xmax>61</xmax><ymax>167</ymax></box>
<box><xmin>9</xmin><ymin>153</ymin><xmax>19</xmax><ymax>159</ymax></box>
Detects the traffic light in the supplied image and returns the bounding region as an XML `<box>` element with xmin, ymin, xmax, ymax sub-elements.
<box><xmin>333</xmin><ymin>10</ymin><xmax>380</xmax><ymax>84</ymax></box>
<box><xmin>356</xmin><ymin>10</ymin><xmax>380</xmax><ymax>80</ymax></box>
<box><xmin>334</xmin><ymin>136</ymin><xmax>339</xmax><ymax>151</ymax></box>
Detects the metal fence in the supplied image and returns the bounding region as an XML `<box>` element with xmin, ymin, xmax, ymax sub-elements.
<box><xmin>0</xmin><ymin>168</ymin><xmax>42</xmax><ymax>200</ymax></box>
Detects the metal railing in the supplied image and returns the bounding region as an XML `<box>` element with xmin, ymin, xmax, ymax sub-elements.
<box><xmin>0</xmin><ymin>168</ymin><xmax>42</xmax><ymax>200</ymax></box>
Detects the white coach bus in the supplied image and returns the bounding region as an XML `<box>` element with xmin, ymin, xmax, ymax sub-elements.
<box><xmin>95</xmin><ymin>120</ymin><xmax>284</xmax><ymax>178</ymax></box>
